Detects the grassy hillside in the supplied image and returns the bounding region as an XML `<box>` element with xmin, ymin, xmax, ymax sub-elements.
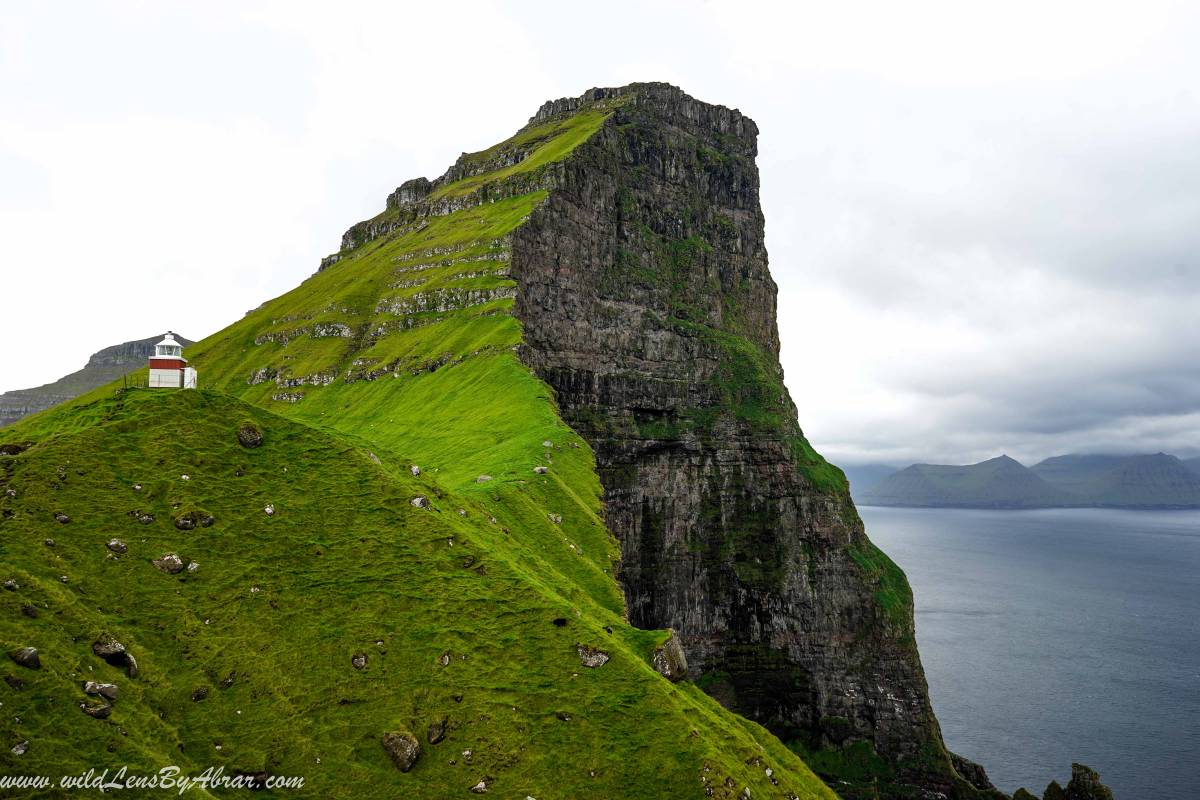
<box><xmin>1</xmin><ymin>93</ymin><xmax>838</xmax><ymax>798</ymax></box>
<box><xmin>1</xmin><ymin>390</ymin><xmax>835</xmax><ymax>799</ymax></box>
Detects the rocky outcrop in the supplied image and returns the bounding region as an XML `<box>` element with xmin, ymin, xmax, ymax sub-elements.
<box><xmin>508</xmin><ymin>83</ymin><xmax>983</xmax><ymax>796</ymax></box>
<box><xmin>1064</xmin><ymin>764</ymin><xmax>1115</xmax><ymax>800</ymax></box>
<box><xmin>651</xmin><ymin>631</ymin><xmax>688</xmax><ymax>682</ymax></box>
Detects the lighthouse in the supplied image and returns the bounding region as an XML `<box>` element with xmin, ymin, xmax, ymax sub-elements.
<box><xmin>148</xmin><ymin>332</ymin><xmax>197</xmax><ymax>389</ymax></box>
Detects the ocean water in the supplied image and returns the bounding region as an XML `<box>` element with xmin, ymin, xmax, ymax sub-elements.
<box><xmin>860</xmin><ymin>506</ymin><xmax>1200</xmax><ymax>799</ymax></box>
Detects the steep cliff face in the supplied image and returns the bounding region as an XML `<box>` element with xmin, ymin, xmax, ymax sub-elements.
<box><xmin>509</xmin><ymin>83</ymin><xmax>983</xmax><ymax>796</ymax></box>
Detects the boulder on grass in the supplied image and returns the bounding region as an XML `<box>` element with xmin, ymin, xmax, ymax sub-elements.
<box><xmin>9</xmin><ymin>647</ymin><xmax>40</xmax><ymax>670</ymax></box>
<box><xmin>382</xmin><ymin>731</ymin><xmax>421</xmax><ymax>772</ymax></box>
<box><xmin>237</xmin><ymin>424</ymin><xmax>264</xmax><ymax>448</ymax></box>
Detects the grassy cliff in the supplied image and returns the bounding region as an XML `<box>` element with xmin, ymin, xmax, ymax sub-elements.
<box><xmin>1</xmin><ymin>91</ymin><xmax>839</xmax><ymax>799</ymax></box>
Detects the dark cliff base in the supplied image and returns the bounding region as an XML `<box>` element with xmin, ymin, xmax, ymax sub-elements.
<box><xmin>510</xmin><ymin>83</ymin><xmax>997</xmax><ymax>799</ymax></box>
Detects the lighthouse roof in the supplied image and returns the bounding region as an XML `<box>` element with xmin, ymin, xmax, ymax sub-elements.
<box><xmin>156</xmin><ymin>332</ymin><xmax>180</xmax><ymax>348</ymax></box>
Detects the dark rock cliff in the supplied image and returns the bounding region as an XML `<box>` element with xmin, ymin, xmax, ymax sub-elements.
<box><xmin>509</xmin><ymin>83</ymin><xmax>990</xmax><ymax>798</ymax></box>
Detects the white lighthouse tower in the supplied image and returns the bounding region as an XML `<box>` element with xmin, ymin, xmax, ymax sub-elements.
<box><xmin>148</xmin><ymin>332</ymin><xmax>197</xmax><ymax>389</ymax></box>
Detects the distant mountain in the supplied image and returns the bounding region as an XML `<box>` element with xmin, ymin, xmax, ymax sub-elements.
<box><xmin>1184</xmin><ymin>457</ymin><xmax>1200</xmax><ymax>477</ymax></box>
<box><xmin>841</xmin><ymin>463</ymin><xmax>900</xmax><ymax>498</ymax></box>
<box><xmin>859</xmin><ymin>455</ymin><xmax>1075</xmax><ymax>508</ymax></box>
<box><xmin>1032</xmin><ymin>453</ymin><xmax>1200</xmax><ymax>509</ymax></box>
<box><xmin>0</xmin><ymin>333</ymin><xmax>192</xmax><ymax>427</ymax></box>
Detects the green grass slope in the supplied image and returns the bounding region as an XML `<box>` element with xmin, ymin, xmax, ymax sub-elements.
<box><xmin>1</xmin><ymin>390</ymin><xmax>835</xmax><ymax>799</ymax></box>
<box><xmin>1</xmin><ymin>93</ymin><xmax>838</xmax><ymax>798</ymax></box>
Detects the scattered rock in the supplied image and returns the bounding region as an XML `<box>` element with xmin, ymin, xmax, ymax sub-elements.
<box><xmin>106</xmin><ymin>539</ymin><xmax>128</xmax><ymax>554</ymax></box>
<box><xmin>54</xmin><ymin>512</ymin><xmax>70</xmax><ymax>524</ymax></box>
<box><xmin>59</xmin><ymin>575</ymin><xmax>69</xmax><ymax>583</ymax></box>
<box><xmin>475</xmin><ymin>475</ymin><xmax>492</xmax><ymax>483</ymax></box>
<box><xmin>132</xmin><ymin>483</ymin><xmax>142</xmax><ymax>491</ymax></box>
<box><xmin>83</xmin><ymin>681</ymin><xmax>119</xmax><ymax>701</ymax></box>
<box><xmin>153</xmin><ymin>553</ymin><xmax>185</xmax><ymax>574</ymax></box>
<box><xmin>410</xmin><ymin>465</ymin><xmax>421</xmax><ymax>476</ymax></box>
<box><xmin>542</xmin><ymin>440</ymin><xmax>554</xmax><ymax>448</ymax></box>
<box><xmin>652</xmin><ymin>631</ymin><xmax>688</xmax><ymax>682</ymax></box>
<box><xmin>191</xmin><ymin>687</ymin><xmax>209</xmax><ymax>702</ymax></box>
<box><xmin>411</xmin><ymin>496</ymin><xmax>428</xmax><ymax>508</ymax></box>
<box><xmin>43</xmin><ymin>538</ymin><xmax>55</xmax><ymax>547</ymax></box>
<box><xmin>4</xmin><ymin>488</ymin><xmax>16</xmax><ymax>497</ymax></box>
<box><xmin>186</xmin><ymin>561</ymin><xmax>200</xmax><ymax>573</ymax></box>
<box><xmin>428</xmin><ymin>716</ymin><xmax>448</xmax><ymax>744</ymax></box>
<box><xmin>552</xmin><ymin>617</ymin><xmax>567</xmax><ymax>627</ymax></box>
<box><xmin>5</xmin><ymin>675</ymin><xmax>26</xmax><ymax>690</ymax></box>
<box><xmin>180</xmin><ymin>474</ymin><xmax>190</xmax><ymax>481</ymax></box>
<box><xmin>81</xmin><ymin>700</ymin><xmax>111</xmax><ymax>719</ymax></box>
<box><xmin>93</xmin><ymin>634</ymin><xmax>138</xmax><ymax>677</ymax></box>
<box><xmin>351</xmin><ymin>653</ymin><xmax>367</xmax><ymax>670</ymax></box>
<box><xmin>0</xmin><ymin>443</ymin><xmax>29</xmax><ymax>456</ymax></box>
<box><xmin>3</xmin><ymin>578</ymin><xmax>17</xmax><ymax>591</ymax></box>
<box><xmin>458</xmin><ymin>508</ymin><xmax>467</xmax><ymax>516</ymax></box>
<box><xmin>219</xmin><ymin>671</ymin><xmax>236</xmax><ymax>689</ymax></box>
<box><xmin>470</xmin><ymin>779</ymin><xmax>489</xmax><ymax>793</ymax></box>
<box><xmin>137</xmin><ymin>513</ymin><xmax>155</xmax><ymax>524</ymax></box>
<box><xmin>174</xmin><ymin>511</ymin><xmax>214</xmax><ymax>530</ymax></box>
<box><xmin>11</xmin><ymin>739</ymin><xmax>28</xmax><ymax>756</ymax></box>
<box><xmin>93</xmin><ymin>635</ymin><xmax>127</xmax><ymax>660</ymax></box>
<box><xmin>576</xmin><ymin>644</ymin><xmax>610</xmax><ymax>668</ymax></box>
<box><xmin>264</xmin><ymin>504</ymin><xmax>275</xmax><ymax>516</ymax></box>
<box><xmin>533</xmin><ymin>466</ymin><xmax>548</xmax><ymax>474</ymax></box>
<box><xmin>237</xmin><ymin>424</ymin><xmax>264</xmax><ymax>448</ymax></box>
<box><xmin>381</xmin><ymin>731</ymin><xmax>421</xmax><ymax>772</ymax></box>
<box><xmin>439</xmin><ymin>652</ymin><xmax>451</xmax><ymax>667</ymax></box>
<box><xmin>9</xmin><ymin>647</ymin><xmax>40</xmax><ymax>669</ymax></box>
<box><xmin>22</xmin><ymin>605</ymin><xmax>38</xmax><ymax>619</ymax></box>
<box><xmin>556</xmin><ymin>711</ymin><xmax>572</xmax><ymax>722</ymax></box>
<box><xmin>548</xmin><ymin>513</ymin><xmax>562</xmax><ymax>525</ymax></box>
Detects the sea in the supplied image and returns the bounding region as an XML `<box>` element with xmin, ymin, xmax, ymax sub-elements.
<box><xmin>860</xmin><ymin>506</ymin><xmax>1200</xmax><ymax>800</ymax></box>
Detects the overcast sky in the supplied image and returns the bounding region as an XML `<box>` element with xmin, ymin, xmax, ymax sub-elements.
<box><xmin>2</xmin><ymin>1</ymin><xmax>1198</xmax><ymax>466</ymax></box>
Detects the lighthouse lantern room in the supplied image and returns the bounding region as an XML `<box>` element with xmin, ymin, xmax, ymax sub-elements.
<box><xmin>148</xmin><ymin>332</ymin><xmax>197</xmax><ymax>389</ymax></box>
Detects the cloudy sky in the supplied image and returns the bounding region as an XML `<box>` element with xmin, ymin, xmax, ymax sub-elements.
<box><xmin>2</xmin><ymin>1</ymin><xmax>1198</xmax><ymax>466</ymax></box>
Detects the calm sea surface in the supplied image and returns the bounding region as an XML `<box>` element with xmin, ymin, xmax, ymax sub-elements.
<box><xmin>861</xmin><ymin>506</ymin><xmax>1200</xmax><ymax>800</ymax></box>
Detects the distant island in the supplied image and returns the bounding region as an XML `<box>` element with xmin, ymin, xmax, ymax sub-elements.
<box><xmin>852</xmin><ymin>453</ymin><xmax>1200</xmax><ymax>509</ymax></box>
